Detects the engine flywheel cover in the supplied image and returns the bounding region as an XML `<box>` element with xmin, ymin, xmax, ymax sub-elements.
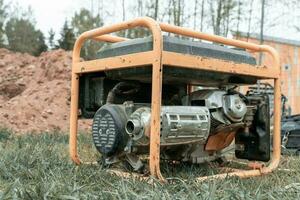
<box><xmin>92</xmin><ymin>104</ymin><xmax>127</xmax><ymax>156</ymax></box>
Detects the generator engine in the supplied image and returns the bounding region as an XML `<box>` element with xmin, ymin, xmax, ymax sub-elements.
<box><xmin>77</xmin><ymin>35</ymin><xmax>271</xmax><ymax>172</ymax></box>
<box><xmin>91</xmin><ymin>83</ymin><xmax>270</xmax><ymax>171</ymax></box>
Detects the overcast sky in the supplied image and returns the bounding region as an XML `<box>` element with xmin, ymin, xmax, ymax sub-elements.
<box><xmin>5</xmin><ymin>0</ymin><xmax>300</xmax><ymax>41</ymax></box>
<box><xmin>7</xmin><ymin>0</ymin><xmax>76</xmax><ymax>35</ymax></box>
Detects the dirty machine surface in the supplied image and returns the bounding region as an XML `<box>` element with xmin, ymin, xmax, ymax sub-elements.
<box><xmin>79</xmin><ymin>36</ymin><xmax>271</xmax><ymax>172</ymax></box>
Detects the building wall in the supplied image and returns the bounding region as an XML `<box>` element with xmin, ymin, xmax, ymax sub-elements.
<box><xmin>236</xmin><ymin>36</ymin><xmax>300</xmax><ymax>115</ymax></box>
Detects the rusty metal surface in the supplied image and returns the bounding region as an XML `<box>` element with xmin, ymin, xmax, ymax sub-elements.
<box><xmin>205</xmin><ymin>131</ymin><xmax>235</xmax><ymax>151</ymax></box>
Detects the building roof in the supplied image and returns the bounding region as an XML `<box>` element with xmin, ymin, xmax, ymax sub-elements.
<box><xmin>232</xmin><ymin>31</ymin><xmax>300</xmax><ymax>47</ymax></box>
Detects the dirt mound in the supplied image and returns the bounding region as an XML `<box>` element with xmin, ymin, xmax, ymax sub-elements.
<box><xmin>0</xmin><ymin>48</ymin><xmax>91</xmax><ymax>133</ymax></box>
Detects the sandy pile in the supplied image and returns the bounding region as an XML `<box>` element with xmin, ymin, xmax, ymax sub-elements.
<box><xmin>0</xmin><ymin>48</ymin><xmax>91</xmax><ymax>133</ymax></box>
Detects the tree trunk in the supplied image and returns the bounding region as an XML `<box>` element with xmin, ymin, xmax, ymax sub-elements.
<box><xmin>180</xmin><ymin>0</ymin><xmax>184</xmax><ymax>26</ymax></box>
<box><xmin>122</xmin><ymin>0</ymin><xmax>125</xmax><ymax>21</ymax></box>
<box><xmin>200</xmin><ymin>0</ymin><xmax>205</xmax><ymax>31</ymax></box>
<box><xmin>259</xmin><ymin>0</ymin><xmax>265</xmax><ymax>65</ymax></box>
<box><xmin>138</xmin><ymin>0</ymin><xmax>143</xmax><ymax>16</ymax></box>
<box><xmin>213</xmin><ymin>0</ymin><xmax>223</xmax><ymax>35</ymax></box>
<box><xmin>154</xmin><ymin>0</ymin><xmax>159</xmax><ymax>20</ymax></box>
<box><xmin>193</xmin><ymin>0</ymin><xmax>198</xmax><ymax>30</ymax></box>
<box><xmin>246</xmin><ymin>0</ymin><xmax>254</xmax><ymax>41</ymax></box>
<box><xmin>90</xmin><ymin>0</ymin><xmax>94</xmax><ymax>16</ymax></box>
<box><xmin>98</xmin><ymin>0</ymin><xmax>103</xmax><ymax>20</ymax></box>
<box><xmin>236</xmin><ymin>0</ymin><xmax>241</xmax><ymax>37</ymax></box>
<box><xmin>224</xmin><ymin>0</ymin><xmax>231</xmax><ymax>36</ymax></box>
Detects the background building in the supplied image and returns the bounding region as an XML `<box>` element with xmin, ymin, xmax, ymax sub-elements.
<box><xmin>235</xmin><ymin>32</ymin><xmax>300</xmax><ymax>115</ymax></box>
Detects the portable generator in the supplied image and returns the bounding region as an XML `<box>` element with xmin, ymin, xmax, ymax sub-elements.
<box><xmin>69</xmin><ymin>17</ymin><xmax>281</xmax><ymax>181</ymax></box>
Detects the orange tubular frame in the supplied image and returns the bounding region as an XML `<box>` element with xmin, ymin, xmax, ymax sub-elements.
<box><xmin>70</xmin><ymin>17</ymin><xmax>281</xmax><ymax>182</ymax></box>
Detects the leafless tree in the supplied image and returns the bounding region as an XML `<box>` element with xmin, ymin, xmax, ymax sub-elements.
<box><xmin>209</xmin><ymin>0</ymin><xmax>236</xmax><ymax>36</ymax></box>
<box><xmin>171</xmin><ymin>0</ymin><xmax>185</xmax><ymax>26</ymax></box>
<box><xmin>246</xmin><ymin>0</ymin><xmax>254</xmax><ymax>41</ymax></box>
<box><xmin>193</xmin><ymin>0</ymin><xmax>198</xmax><ymax>30</ymax></box>
<box><xmin>235</xmin><ymin>0</ymin><xmax>242</xmax><ymax>35</ymax></box>
<box><xmin>90</xmin><ymin>0</ymin><xmax>94</xmax><ymax>16</ymax></box>
<box><xmin>209</xmin><ymin>0</ymin><xmax>221</xmax><ymax>35</ymax></box>
<box><xmin>167</xmin><ymin>0</ymin><xmax>172</xmax><ymax>24</ymax></box>
<box><xmin>97</xmin><ymin>0</ymin><xmax>103</xmax><ymax>20</ymax></box>
<box><xmin>154</xmin><ymin>0</ymin><xmax>159</xmax><ymax>20</ymax></box>
<box><xmin>122</xmin><ymin>0</ymin><xmax>125</xmax><ymax>21</ymax></box>
<box><xmin>200</xmin><ymin>0</ymin><xmax>205</xmax><ymax>31</ymax></box>
<box><xmin>137</xmin><ymin>0</ymin><xmax>143</xmax><ymax>17</ymax></box>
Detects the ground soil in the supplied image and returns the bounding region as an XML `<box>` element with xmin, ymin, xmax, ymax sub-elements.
<box><xmin>0</xmin><ymin>48</ymin><xmax>91</xmax><ymax>133</ymax></box>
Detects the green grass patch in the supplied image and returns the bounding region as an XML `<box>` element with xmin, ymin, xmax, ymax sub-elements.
<box><xmin>1</xmin><ymin>128</ymin><xmax>300</xmax><ymax>199</ymax></box>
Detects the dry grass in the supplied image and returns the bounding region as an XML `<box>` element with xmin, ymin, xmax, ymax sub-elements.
<box><xmin>1</xmin><ymin>128</ymin><xmax>300</xmax><ymax>199</ymax></box>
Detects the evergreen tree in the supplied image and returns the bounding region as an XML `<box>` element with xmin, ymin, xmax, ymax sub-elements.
<box><xmin>56</xmin><ymin>20</ymin><xmax>75</xmax><ymax>51</ymax></box>
<box><xmin>71</xmin><ymin>8</ymin><xmax>103</xmax><ymax>59</ymax></box>
<box><xmin>48</xmin><ymin>28</ymin><xmax>55</xmax><ymax>50</ymax></box>
<box><xmin>71</xmin><ymin>8</ymin><xmax>102</xmax><ymax>35</ymax></box>
<box><xmin>5</xmin><ymin>17</ymin><xmax>48</xmax><ymax>55</ymax></box>
<box><xmin>37</xmin><ymin>31</ymin><xmax>48</xmax><ymax>53</ymax></box>
<box><xmin>0</xmin><ymin>0</ymin><xmax>7</xmax><ymax>47</ymax></box>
